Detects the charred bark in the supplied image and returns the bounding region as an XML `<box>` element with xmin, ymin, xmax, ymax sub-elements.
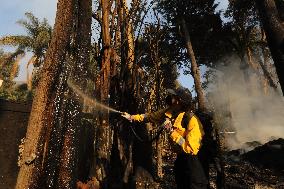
<box><xmin>255</xmin><ymin>0</ymin><xmax>284</xmax><ymax>95</ymax></box>
<box><xmin>57</xmin><ymin>0</ymin><xmax>92</xmax><ymax>188</ymax></box>
<box><xmin>93</xmin><ymin>0</ymin><xmax>113</xmax><ymax>188</ymax></box>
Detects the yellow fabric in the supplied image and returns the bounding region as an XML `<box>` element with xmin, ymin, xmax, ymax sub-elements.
<box><xmin>183</xmin><ymin>115</ymin><xmax>205</xmax><ymax>155</ymax></box>
<box><xmin>170</xmin><ymin>113</ymin><xmax>204</xmax><ymax>155</ymax></box>
<box><xmin>170</xmin><ymin>130</ymin><xmax>180</xmax><ymax>140</ymax></box>
<box><xmin>132</xmin><ymin>109</ymin><xmax>205</xmax><ymax>155</ymax></box>
<box><xmin>131</xmin><ymin>114</ymin><xmax>145</xmax><ymax>122</ymax></box>
<box><xmin>172</xmin><ymin>112</ymin><xmax>186</xmax><ymax>135</ymax></box>
<box><xmin>164</xmin><ymin>111</ymin><xmax>172</xmax><ymax>118</ymax></box>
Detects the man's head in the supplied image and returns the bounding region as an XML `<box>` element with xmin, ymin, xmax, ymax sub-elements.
<box><xmin>166</xmin><ymin>87</ymin><xmax>192</xmax><ymax>111</ymax></box>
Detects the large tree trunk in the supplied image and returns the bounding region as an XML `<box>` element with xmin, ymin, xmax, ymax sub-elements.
<box><xmin>255</xmin><ymin>0</ymin><xmax>284</xmax><ymax>95</ymax></box>
<box><xmin>181</xmin><ymin>19</ymin><xmax>206</xmax><ymax>111</ymax></box>
<box><xmin>15</xmin><ymin>1</ymin><xmax>75</xmax><ymax>188</ymax></box>
<box><xmin>57</xmin><ymin>0</ymin><xmax>92</xmax><ymax>188</ymax></box>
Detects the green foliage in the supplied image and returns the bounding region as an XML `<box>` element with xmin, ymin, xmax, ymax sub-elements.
<box><xmin>156</xmin><ymin>0</ymin><xmax>224</xmax><ymax>67</ymax></box>
<box><xmin>0</xmin><ymin>12</ymin><xmax>52</xmax><ymax>91</ymax></box>
<box><xmin>0</xmin><ymin>12</ymin><xmax>52</xmax><ymax>68</ymax></box>
<box><xmin>224</xmin><ymin>0</ymin><xmax>261</xmax><ymax>57</ymax></box>
<box><xmin>0</xmin><ymin>84</ymin><xmax>33</xmax><ymax>102</ymax></box>
<box><xmin>134</xmin><ymin>24</ymin><xmax>181</xmax><ymax>110</ymax></box>
<box><xmin>0</xmin><ymin>49</ymin><xmax>32</xmax><ymax>102</ymax></box>
<box><xmin>138</xmin><ymin>24</ymin><xmax>179</xmax><ymax>89</ymax></box>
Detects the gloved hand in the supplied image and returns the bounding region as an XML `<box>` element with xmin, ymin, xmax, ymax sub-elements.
<box><xmin>121</xmin><ymin>112</ymin><xmax>133</xmax><ymax>122</ymax></box>
<box><xmin>170</xmin><ymin>130</ymin><xmax>185</xmax><ymax>146</ymax></box>
<box><xmin>162</xmin><ymin>118</ymin><xmax>173</xmax><ymax>132</ymax></box>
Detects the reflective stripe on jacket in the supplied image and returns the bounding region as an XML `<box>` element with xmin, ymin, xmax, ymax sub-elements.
<box><xmin>131</xmin><ymin>108</ymin><xmax>204</xmax><ymax>155</ymax></box>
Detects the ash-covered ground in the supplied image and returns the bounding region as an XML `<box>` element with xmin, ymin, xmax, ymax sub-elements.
<box><xmin>160</xmin><ymin>138</ymin><xmax>284</xmax><ymax>189</ymax></box>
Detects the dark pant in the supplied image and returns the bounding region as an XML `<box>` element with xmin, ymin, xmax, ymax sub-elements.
<box><xmin>174</xmin><ymin>153</ymin><xmax>208</xmax><ymax>189</ymax></box>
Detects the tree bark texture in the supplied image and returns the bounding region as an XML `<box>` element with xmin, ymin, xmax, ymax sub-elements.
<box><xmin>255</xmin><ymin>0</ymin><xmax>284</xmax><ymax>95</ymax></box>
<box><xmin>101</xmin><ymin>0</ymin><xmax>112</xmax><ymax>101</ymax></box>
<box><xmin>93</xmin><ymin>0</ymin><xmax>113</xmax><ymax>187</ymax></box>
<box><xmin>57</xmin><ymin>0</ymin><xmax>92</xmax><ymax>188</ymax></box>
<box><xmin>26</xmin><ymin>56</ymin><xmax>36</xmax><ymax>91</ymax></box>
<box><xmin>181</xmin><ymin>19</ymin><xmax>206</xmax><ymax>111</ymax></box>
<box><xmin>122</xmin><ymin>0</ymin><xmax>135</xmax><ymax>71</ymax></box>
<box><xmin>15</xmin><ymin>1</ymin><xmax>75</xmax><ymax>188</ymax></box>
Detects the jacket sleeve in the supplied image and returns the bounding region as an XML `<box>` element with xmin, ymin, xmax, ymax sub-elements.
<box><xmin>131</xmin><ymin>108</ymin><xmax>168</xmax><ymax>123</ymax></box>
<box><xmin>170</xmin><ymin>115</ymin><xmax>204</xmax><ymax>155</ymax></box>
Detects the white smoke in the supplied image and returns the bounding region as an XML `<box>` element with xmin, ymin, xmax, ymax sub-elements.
<box><xmin>208</xmin><ymin>56</ymin><xmax>284</xmax><ymax>150</ymax></box>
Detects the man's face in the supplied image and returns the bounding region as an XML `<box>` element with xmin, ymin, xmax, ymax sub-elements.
<box><xmin>171</xmin><ymin>95</ymin><xmax>182</xmax><ymax>110</ymax></box>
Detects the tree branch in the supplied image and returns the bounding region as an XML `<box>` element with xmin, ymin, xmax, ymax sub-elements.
<box><xmin>92</xmin><ymin>11</ymin><xmax>102</xmax><ymax>25</ymax></box>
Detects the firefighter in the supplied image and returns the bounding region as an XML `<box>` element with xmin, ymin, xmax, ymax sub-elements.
<box><xmin>122</xmin><ymin>87</ymin><xmax>208</xmax><ymax>189</ymax></box>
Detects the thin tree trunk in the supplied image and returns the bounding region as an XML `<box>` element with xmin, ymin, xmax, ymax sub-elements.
<box><xmin>246</xmin><ymin>47</ymin><xmax>278</xmax><ymax>93</ymax></box>
<box><xmin>101</xmin><ymin>0</ymin><xmax>112</xmax><ymax>101</ymax></box>
<box><xmin>94</xmin><ymin>0</ymin><xmax>113</xmax><ymax>187</ymax></box>
<box><xmin>122</xmin><ymin>0</ymin><xmax>135</xmax><ymax>70</ymax></box>
<box><xmin>255</xmin><ymin>0</ymin><xmax>284</xmax><ymax>95</ymax></box>
<box><xmin>15</xmin><ymin>1</ymin><xmax>75</xmax><ymax>188</ymax></box>
<box><xmin>26</xmin><ymin>56</ymin><xmax>36</xmax><ymax>91</ymax></box>
<box><xmin>257</xmin><ymin>54</ymin><xmax>278</xmax><ymax>89</ymax></box>
<box><xmin>9</xmin><ymin>54</ymin><xmax>23</xmax><ymax>80</ymax></box>
<box><xmin>181</xmin><ymin>19</ymin><xmax>206</xmax><ymax>111</ymax></box>
<box><xmin>246</xmin><ymin>47</ymin><xmax>259</xmax><ymax>71</ymax></box>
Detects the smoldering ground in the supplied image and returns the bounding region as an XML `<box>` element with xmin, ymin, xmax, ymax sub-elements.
<box><xmin>208</xmin><ymin>55</ymin><xmax>284</xmax><ymax>150</ymax></box>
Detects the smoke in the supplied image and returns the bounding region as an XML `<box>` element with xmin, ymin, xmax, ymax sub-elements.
<box><xmin>208</xmin><ymin>56</ymin><xmax>284</xmax><ymax>150</ymax></box>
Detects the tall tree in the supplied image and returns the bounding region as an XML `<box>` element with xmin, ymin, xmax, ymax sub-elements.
<box><xmin>255</xmin><ymin>0</ymin><xmax>284</xmax><ymax>95</ymax></box>
<box><xmin>225</xmin><ymin>0</ymin><xmax>278</xmax><ymax>93</ymax></box>
<box><xmin>57</xmin><ymin>0</ymin><xmax>92</xmax><ymax>188</ymax></box>
<box><xmin>91</xmin><ymin>0</ymin><xmax>114</xmax><ymax>187</ymax></box>
<box><xmin>157</xmin><ymin>0</ymin><xmax>222</xmax><ymax>110</ymax></box>
<box><xmin>0</xmin><ymin>12</ymin><xmax>52</xmax><ymax>90</ymax></box>
<box><xmin>139</xmin><ymin>22</ymin><xmax>180</xmax><ymax>179</ymax></box>
<box><xmin>15</xmin><ymin>1</ymin><xmax>76</xmax><ymax>188</ymax></box>
<box><xmin>181</xmin><ymin>19</ymin><xmax>206</xmax><ymax>111</ymax></box>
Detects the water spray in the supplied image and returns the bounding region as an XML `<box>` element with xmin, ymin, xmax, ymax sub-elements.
<box><xmin>67</xmin><ymin>79</ymin><xmax>123</xmax><ymax>114</ymax></box>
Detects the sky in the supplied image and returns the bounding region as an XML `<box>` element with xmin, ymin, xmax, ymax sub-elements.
<box><xmin>0</xmin><ymin>0</ymin><xmax>229</xmax><ymax>91</ymax></box>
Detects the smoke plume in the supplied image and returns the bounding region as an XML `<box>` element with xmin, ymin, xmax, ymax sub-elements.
<box><xmin>208</xmin><ymin>56</ymin><xmax>284</xmax><ymax>150</ymax></box>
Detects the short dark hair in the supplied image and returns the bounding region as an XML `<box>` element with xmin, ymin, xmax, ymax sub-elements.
<box><xmin>167</xmin><ymin>87</ymin><xmax>192</xmax><ymax>109</ymax></box>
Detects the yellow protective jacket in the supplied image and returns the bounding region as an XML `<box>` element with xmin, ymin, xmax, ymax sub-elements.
<box><xmin>131</xmin><ymin>108</ymin><xmax>205</xmax><ymax>155</ymax></box>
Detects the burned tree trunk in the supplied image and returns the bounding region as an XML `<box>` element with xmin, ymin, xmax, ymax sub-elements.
<box><xmin>255</xmin><ymin>0</ymin><xmax>284</xmax><ymax>95</ymax></box>
<box><xmin>122</xmin><ymin>0</ymin><xmax>135</xmax><ymax>70</ymax></box>
<box><xmin>181</xmin><ymin>19</ymin><xmax>206</xmax><ymax>111</ymax></box>
<box><xmin>100</xmin><ymin>0</ymin><xmax>112</xmax><ymax>102</ymax></box>
<box><xmin>57</xmin><ymin>0</ymin><xmax>92</xmax><ymax>188</ymax></box>
<box><xmin>93</xmin><ymin>0</ymin><xmax>113</xmax><ymax>187</ymax></box>
<box><xmin>15</xmin><ymin>1</ymin><xmax>76</xmax><ymax>188</ymax></box>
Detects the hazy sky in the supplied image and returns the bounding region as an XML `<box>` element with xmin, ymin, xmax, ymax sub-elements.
<box><xmin>0</xmin><ymin>0</ymin><xmax>229</xmax><ymax>90</ymax></box>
